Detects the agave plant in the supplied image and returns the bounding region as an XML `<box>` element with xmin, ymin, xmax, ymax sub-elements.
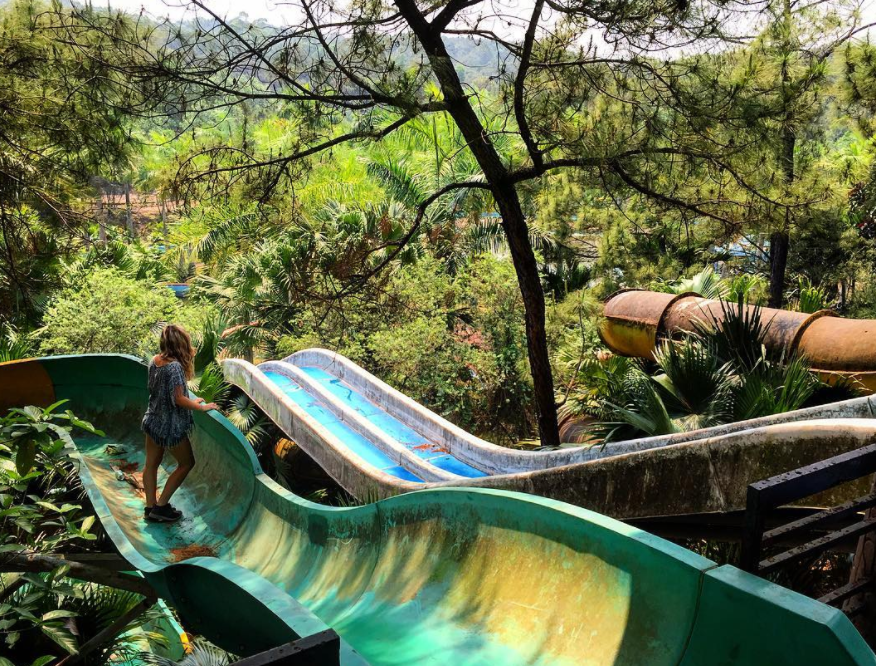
<box><xmin>661</xmin><ymin>266</ymin><xmax>727</xmax><ymax>299</ymax></box>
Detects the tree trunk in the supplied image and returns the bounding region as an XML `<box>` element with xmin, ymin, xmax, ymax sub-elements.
<box><xmin>769</xmin><ymin>125</ymin><xmax>795</xmax><ymax>308</ymax></box>
<box><xmin>768</xmin><ymin>229</ymin><xmax>789</xmax><ymax>309</ymax></box>
<box><xmin>159</xmin><ymin>195</ymin><xmax>168</xmax><ymax>241</ymax></box>
<box><xmin>769</xmin><ymin>2</ymin><xmax>795</xmax><ymax>310</ymax></box>
<box><xmin>392</xmin><ymin>0</ymin><xmax>560</xmax><ymax>445</ymax></box>
<box><xmin>1</xmin><ymin>552</ymin><xmax>156</xmax><ymax>598</ymax></box>
<box><xmin>494</xmin><ymin>185</ymin><xmax>561</xmax><ymax>446</ymax></box>
<box><xmin>125</xmin><ymin>183</ymin><xmax>134</xmax><ymax>240</ymax></box>
<box><xmin>96</xmin><ymin>193</ymin><xmax>107</xmax><ymax>244</ymax></box>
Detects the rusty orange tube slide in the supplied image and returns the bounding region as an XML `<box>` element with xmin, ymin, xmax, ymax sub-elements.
<box><xmin>600</xmin><ymin>290</ymin><xmax>876</xmax><ymax>392</ymax></box>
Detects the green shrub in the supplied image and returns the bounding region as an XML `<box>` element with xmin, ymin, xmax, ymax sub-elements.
<box><xmin>38</xmin><ymin>268</ymin><xmax>180</xmax><ymax>358</ymax></box>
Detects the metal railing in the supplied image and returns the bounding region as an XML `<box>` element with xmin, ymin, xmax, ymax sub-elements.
<box><xmin>230</xmin><ymin>630</ymin><xmax>341</xmax><ymax>666</ymax></box>
<box><xmin>741</xmin><ymin>442</ymin><xmax>876</xmax><ymax>617</ymax></box>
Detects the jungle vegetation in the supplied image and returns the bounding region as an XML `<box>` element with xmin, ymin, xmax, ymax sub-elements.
<box><xmin>2</xmin><ymin>0</ymin><xmax>876</xmax><ymax>448</ymax></box>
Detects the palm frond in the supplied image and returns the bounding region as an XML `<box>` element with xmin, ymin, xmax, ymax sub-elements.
<box><xmin>366</xmin><ymin>158</ymin><xmax>427</xmax><ymax>209</ymax></box>
<box><xmin>197</xmin><ymin>210</ymin><xmax>261</xmax><ymax>263</ymax></box>
<box><xmin>189</xmin><ymin>362</ymin><xmax>231</xmax><ymax>405</ymax></box>
<box><xmin>193</xmin><ymin>313</ymin><xmax>229</xmax><ymax>372</ymax></box>
<box><xmin>732</xmin><ymin>354</ymin><xmax>818</xmax><ymax>421</ymax></box>
<box><xmin>652</xmin><ymin>338</ymin><xmax>734</xmax><ymax>424</ymax></box>
<box><xmin>143</xmin><ymin>639</ymin><xmax>234</xmax><ymax>666</ymax></box>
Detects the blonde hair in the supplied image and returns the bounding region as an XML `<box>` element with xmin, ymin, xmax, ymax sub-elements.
<box><xmin>159</xmin><ymin>324</ymin><xmax>195</xmax><ymax>380</ymax></box>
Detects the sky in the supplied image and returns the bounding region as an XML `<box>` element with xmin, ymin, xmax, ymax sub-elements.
<box><xmin>99</xmin><ymin>0</ymin><xmax>303</xmax><ymax>23</ymax></box>
<box><xmin>93</xmin><ymin>0</ymin><xmax>876</xmax><ymax>43</ymax></box>
<box><xmin>97</xmin><ymin>0</ymin><xmax>876</xmax><ymax>23</ymax></box>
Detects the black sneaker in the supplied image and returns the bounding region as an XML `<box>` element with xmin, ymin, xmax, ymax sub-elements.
<box><xmin>144</xmin><ymin>504</ymin><xmax>182</xmax><ymax>521</ymax></box>
<box><xmin>147</xmin><ymin>504</ymin><xmax>182</xmax><ymax>523</ymax></box>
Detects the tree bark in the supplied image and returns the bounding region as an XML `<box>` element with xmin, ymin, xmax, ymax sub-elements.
<box><xmin>125</xmin><ymin>182</ymin><xmax>134</xmax><ymax>240</ymax></box>
<box><xmin>96</xmin><ymin>192</ymin><xmax>107</xmax><ymax>244</ymax></box>
<box><xmin>159</xmin><ymin>195</ymin><xmax>168</xmax><ymax>241</ymax></box>
<box><xmin>768</xmin><ymin>229</ymin><xmax>790</xmax><ymax>309</ymax></box>
<box><xmin>0</xmin><ymin>552</ymin><xmax>156</xmax><ymax>598</ymax></box>
<box><xmin>768</xmin><ymin>124</ymin><xmax>795</xmax><ymax>308</ymax></box>
<box><xmin>769</xmin><ymin>1</ymin><xmax>795</xmax><ymax>310</ymax></box>
<box><xmin>493</xmin><ymin>184</ymin><xmax>560</xmax><ymax>446</ymax></box>
<box><xmin>391</xmin><ymin>0</ymin><xmax>560</xmax><ymax>445</ymax></box>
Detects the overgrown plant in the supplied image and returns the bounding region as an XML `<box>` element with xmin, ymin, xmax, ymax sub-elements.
<box><xmin>0</xmin><ymin>402</ymin><xmax>106</xmax><ymax>659</ymax></box>
<box><xmin>0</xmin><ymin>325</ymin><xmax>34</xmax><ymax>362</ymax></box>
<box><xmin>796</xmin><ymin>279</ymin><xmax>828</xmax><ymax>314</ymax></box>
<box><xmin>144</xmin><ymin>639</ymin><xmax>235</xmax><ymax>666</ymax></box>
<box><xmin>582</xmin><ymin>298</ymin><xmax>835</xmax><ymax>442</ymax></box>
<box><xmin>226</xmin><ymin>395</ymin><xmax>271</xmax><ymax>452</ymax></box>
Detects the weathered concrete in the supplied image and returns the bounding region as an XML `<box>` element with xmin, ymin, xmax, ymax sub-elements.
<box><xmin>283</xmin><ymin>349</ymin><xmax>876</xmax><ymax>469</ymax></box>
<box><xmin>226</xmin><ymin>356</ymin><xmax>876</xmax><ymax>519</ymax></box>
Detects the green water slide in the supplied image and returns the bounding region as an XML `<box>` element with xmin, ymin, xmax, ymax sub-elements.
<box><xmin>2</xmin><ymin>354</ymin><xmax>874</xmax><ymax>666</ymax></box>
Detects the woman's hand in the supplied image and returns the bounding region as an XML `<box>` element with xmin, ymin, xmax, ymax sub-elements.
<box><xmin>201</xmin><ymin>402</ymin><xmax>219</xmax><ymax>412</ymax></box>
<box><xmin>194</xmin><ymin>397</ymin><xmax>206</xmax><ymax>405</ymax></box>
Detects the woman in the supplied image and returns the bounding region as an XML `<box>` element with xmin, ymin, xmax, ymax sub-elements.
<box><xmin>142</xmin><ymin>324</ymin><xmax>218</xmax><ymax>523</ymax></box>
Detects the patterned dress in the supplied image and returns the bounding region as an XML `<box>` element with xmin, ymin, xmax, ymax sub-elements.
<box><xmin>141</xmin><ymin>359</ymin><xmax>194</xmax><ymax>448</ymax></box>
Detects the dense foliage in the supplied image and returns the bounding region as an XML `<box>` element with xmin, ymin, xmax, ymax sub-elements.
<box><xmin>0</xmin><ymin>403</ymin><xmax>167</xmax><ymax>663</ymax></box>
<box><xmin>1</xmin><ymin>0</ymin><xmax>876</xmax><ymax>447</ymax></box>
<box><xmin>4</xmin><ymin>1</ymin><xmax>876</xmax><ymax>660</ymax></box>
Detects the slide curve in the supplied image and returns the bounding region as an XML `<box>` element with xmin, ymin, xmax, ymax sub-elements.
<box><xmin>1</xmin><ymin>354</ymin><xmax>874</xmax><ymax>665</ymax></box>
<box><xmin>225</xmin><ymin>349</ymin><xmax>876</xmax><ymax>517</ymax></box>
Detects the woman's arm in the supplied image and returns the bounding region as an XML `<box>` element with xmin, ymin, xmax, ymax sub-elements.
<box><xmin>174</xmin><ymin>384</ymin><xmax>219</xmax><ymax>412</ymax></box>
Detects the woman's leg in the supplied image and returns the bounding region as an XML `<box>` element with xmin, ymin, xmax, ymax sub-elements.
<box><xmin>143</xmin><ymin>435</ymin><xmax>165</xmax><ymax>509</ymax></box>
<box><xmin>156</xmin><ymin>438</ymin><xmax>196</xmax><ymax>507</ymax></box>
